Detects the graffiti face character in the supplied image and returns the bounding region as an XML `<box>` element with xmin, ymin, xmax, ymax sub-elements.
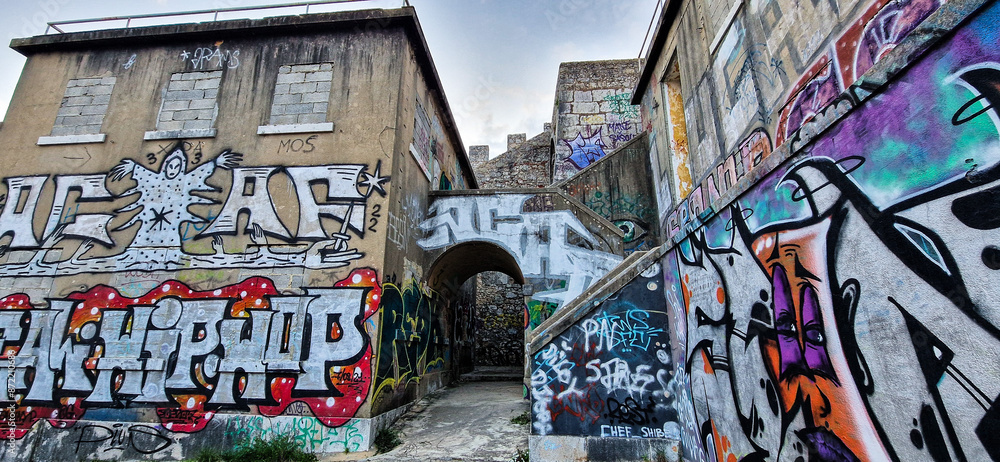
<box><xmin>752</xmin><ymin>220</ymin><xmax>888</xmax><ymax>461</ymax></box>
<box><xmin>163</xmin><ymin>155</ymin><xmax>184</xmax><ymax>179</ymax></box>
<box><xmin>109</xmin><ymin>143</ymin><xmax>241</xmax><ymax>248</ymax></box>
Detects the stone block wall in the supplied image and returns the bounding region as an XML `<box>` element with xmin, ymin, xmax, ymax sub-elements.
<box><xmin>472</xmin><ymin>125</ymin><xmax>553</xmax><ymax>188</ymax></box>
<box><xmin>473</xmin><ymin>272</ymin><xmax>525</xmax><ymax>367</ymax></box>
<box><xmin>551</xmin><ymin>59</ymin><xmax>642</xmax><ymax>182</ymax></box>
<box><xmin>154</xmin><ymin>71</ymin><xmax>221</xmax><ymax>134</ymax></box>
<box><xmin>51</xmin><ymin>76</ymin><xmax>115</xmax><ymax>136</ymax></box>
<box><xmin>469</xmin><ymin>144</ymin><xmax>490</xmax><ymax>165</ymax></box>
<box><xmin>268</xmin><ymin>63</ymin><xmax>334</xmax><ymax>126</ymax></box>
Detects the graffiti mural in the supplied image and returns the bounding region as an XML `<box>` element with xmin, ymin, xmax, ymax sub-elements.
<box><xmin>409</xmin><ymin>97</ymin><xmax>464</xmax><ymax>190</ymax></box>
<box><xmin>0</xmin><ymin>136</ymin><xmax>396</xmax><ymax>457</ymax></box>
<box><xmin>564</xmin><ymin>128</ymin><xmax>608</xmax><ymax>170</ymax></box>
<box><xmin>664</xmin><ymin>128</ymin><xmax>772</xmax><ymax>243</ymax></box>
<box><xmin>560</xmin><ymin>133</ymin><xmax>660</xmax><ymax>253</ymax></box>
<box><xmin>663</xmin><ymin>4</ymin><xmax>1000</xmax><ymax>460</ymax></box>
<box><xmin>531</xmin><ymin>264</ymin><xmax>685</xmax><ymax>441</ymax></box>
<box><xmin>417</xmin><ymin>194</ymin><xmax>623</xmax><ymax>308</ymax></box>
<box><xmin>0</xmin><ymin>270</ymin><xmax>380</xmax><ymax>439</ymax></box>
<box><xmin>221</xmin><ymin>414</ymin><xmax>367</xmax><ymax>454</ymax></box>
<box><xmin>0</xmin><ymin>142</ymin><xmax>390</xmax><ymax>278</ymax></box>
<box><xmin>775</xmin><ymin>0</ymin><xmax>944</xmax><ymax>147</ymax></box>
<box><xmin>371</xmin><ymin>280</ymin><xmax>447</xmax><ymax>413</ymax></box>
<box><xmin>527</xmin><ymin>300</ymin><xmax>558</xmax><ymax>331</ymax></box>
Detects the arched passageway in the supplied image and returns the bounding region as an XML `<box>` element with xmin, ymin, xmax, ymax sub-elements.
<box><xmin>427</xmin><ymin>241</ymin><xmax>525</xmax><ymax>296</ymax></box>
<box><xmin>427</xmin><ymin>241</ymin><xmax>527</xmax><ymax>374</ymax></box>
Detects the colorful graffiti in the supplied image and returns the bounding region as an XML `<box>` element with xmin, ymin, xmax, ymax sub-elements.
<box><xmin>371</xmin><ymin>280</ymin><xmax>447</xmax><ymax>413</ymax></box>
<box><xmin>531</xmin><ymin>264</ymin><xmax>685</xmax><ymax>440</ymax></box>
<box><xmin>0</xmin><ymin>270</ymin><xmax>380</xmax><ymax>438</ymax></box>
<box><xmin>664</xmin><ymin>128</ymin><xmax>772</xmax><ymax>242</ymax></box>
<box><xmin>0</xmin><ymin>142</ymin><xmax>390</xmax><ymax>277</ymax></box>
<box><xmin>555</xmin><ymin>84</ymin><xmax>643</xmax><ymax>182</ymax></box>
<box><xmin>527</xmin><ymin>300</ymin><xmax>558</xmax><ymax>331</ymax></box>
<box><xmin>410</xmin><ymin>97</ymin><xmax>464</xmax><ymax>190</ymax></box>
<box><xmin>662</xmin><ymin>5</ymin><xmax>1000</xmax><ymax>460</ymax></box>
<box><xmin>775</xmin><ymin>0</ymin><xmax>944</xmax><ymax>147</ymax></box>
<box><xmin>564</xmin><ymin>128</ymin><xmax>608</xmax><ymax>170</ymax></box>
<box><xmin>560</xmin><ymin>133</ymin><xmax>660</xmax><ymax>253</ymax></box>
<box><xmin>222</xmin><ymin>414</ymin><xmax>367</xmax><ymax>453</ymax></box>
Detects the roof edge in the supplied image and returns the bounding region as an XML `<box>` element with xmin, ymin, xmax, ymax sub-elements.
<box><xmin>401</xmin><ymin>8</ymin><xmax>478</xmax><ymax>189</ymax></box>
<box><xmin>631</xmin><ymin>0</ymin><xmax>683</xmax><ymax>105</ymax></box>
<box><xmin>11</xmin><ymin>8</ymin><xmax>410</xmax><ymax>53</ymax></box>
<box><xmin>9</xmin><ymin>6</ymin><xmax>478</xmax><ymax>188</ymax></box>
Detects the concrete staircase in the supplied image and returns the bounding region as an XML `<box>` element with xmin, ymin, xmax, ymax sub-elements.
<box><xmin>459</xmin><ymin>366</ymin><xmax>523</xmax><ymax>382</ymax></box>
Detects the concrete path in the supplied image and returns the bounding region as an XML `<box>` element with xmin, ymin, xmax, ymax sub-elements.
<box><xmin>322</xmin><ymin>380</ymin><xmax>529</xmax><ymax>462</ymax></box>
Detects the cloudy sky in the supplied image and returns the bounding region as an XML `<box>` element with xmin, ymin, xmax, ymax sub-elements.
<box><xmin>0</xmin><ymin>0</ymin><xmax>659</xmax><ymax>156</ymax></box>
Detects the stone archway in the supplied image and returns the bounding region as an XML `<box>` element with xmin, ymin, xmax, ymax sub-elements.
<box><xmin>426</xmin><ymin>240</ymin><xmax>525</xmax><ymax>295</ymax></box>
<box><xmin>417</xmin><ymin>190</ymin><xmax>628</xmax><ymax>378</ymax></box>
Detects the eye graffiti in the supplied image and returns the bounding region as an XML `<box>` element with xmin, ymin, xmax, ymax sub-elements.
<box><xmin>613</xmin><ymin>219</ymin><xmax>649</xmax><ymax>244</ymax></box>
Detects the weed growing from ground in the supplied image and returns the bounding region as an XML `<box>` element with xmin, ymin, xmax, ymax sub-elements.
<box><xmin>189</xmin><ymin>435</ymin><xmax>317</xmax><ymax>462</ymax></box>
<box><xmin>641</xmin><ymin>449</ymin><xmax>670</xmax><ymax>462</ymax></box>
<box><xmin>510</xmin><ymin>411</ymin><xmax>530</xmax><ymax>425</ymax></box>
<box><xmin>511</xmin><ymin>448</ymin><xmax>529</xmax><ymax>462</ymax></box>
<box><xmin>374</xmin><ymin>427</ymin><xmax>403</xmax><ymax>453</ymax></box>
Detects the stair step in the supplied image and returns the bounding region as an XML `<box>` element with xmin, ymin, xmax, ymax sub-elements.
<box><xmin>459</xmin><ymin>366</ymin><xmax>524</xmax><ymax>382</ymax></box>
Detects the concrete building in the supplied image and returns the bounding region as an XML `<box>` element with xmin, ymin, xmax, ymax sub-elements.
<box><xmin>0</xmin><ymin>6</ymin><xmax>478</xmax><ymax>459</ymax></box>
<box><xmin>526</xmin><ymin>0</ymin><xmax>1000</xmax><ymax>459</ymax></box>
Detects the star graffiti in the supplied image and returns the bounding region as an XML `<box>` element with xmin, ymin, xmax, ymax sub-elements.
<box><xmin>360</xmin><ymin>160</ymin><xmax>391</xmax><ymax>197</ymax></box>
<box><xmin>564</xmin><ymin>129</ymin><xmax>607</xmax><ymax>169</ymax></box>
<box><xmin>149</xmin><ymin>207</ymin><xmax>173</xmax><ymax>231</ymax></box>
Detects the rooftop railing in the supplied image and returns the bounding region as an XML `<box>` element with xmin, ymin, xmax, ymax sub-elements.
<box><xmin>44</xmin><ymin>0</ymin><xmax>407</xmax><ymax>35</ymax></box>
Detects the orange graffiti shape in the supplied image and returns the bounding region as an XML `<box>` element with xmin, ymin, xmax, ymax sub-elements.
<box><xmin>752</xmin><ymin>220</ymin><xmax>889</xmax><ymax>461</ymax></box>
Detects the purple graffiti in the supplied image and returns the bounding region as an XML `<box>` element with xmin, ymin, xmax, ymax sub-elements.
<box><xmin>564</xmin><ymin>129</ymin><xmax>607</xmax><ymax>169</ymax></box>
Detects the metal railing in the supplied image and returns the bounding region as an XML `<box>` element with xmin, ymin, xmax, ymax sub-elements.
<box><xmin>45</xmin><ymin>0</ymin><xmax>407</xmax><ymax>35</ymax></box>
<box><xmin>637</xmin><ymin>0</ymin><xmax>664</xmax><ymax>62</ymax></box>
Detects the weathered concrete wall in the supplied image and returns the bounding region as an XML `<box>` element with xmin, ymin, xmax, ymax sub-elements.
<box><xmin>558</xmin><ymin>133</ymin><xmax>660</xmax><ymax>253</ymax></box>
<box><xmin>552</xmin><ymin>59</ymin><xmax>642</xmax><ymax>183</ymax></box>
<box><xmin>639</xmin><ymin>0</ymin><xmax>948</xmax><ymax>241</ymax></box>
<box><xmin>627</xmin><ymin>0</ymin><xmax>1000</xmax><ymax>460</ymax></box>
<box><xmin>0</xmin><ymin>8</ymin><xmax>472</xmax><ymax>460</ymax></box>
<box><xmin>369</xmin><ymin>12</ymin><xmax>473</xmax><ymax>417</ymax></box>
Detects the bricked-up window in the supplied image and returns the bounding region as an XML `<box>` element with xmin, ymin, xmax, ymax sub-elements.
<box><xmin>144</xmin><ymin>71</ymin><xmax>221</xmax><ymax>140</ymax></box>
<box><xmin>257</xmin><ymin>63</ymin><xmax>334</xmax><ymax>135</ymax></box>
<box><xmin>36</xmin><ymin>76</ymin><xmax>115</xmax><ymax>145</ymax></box>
